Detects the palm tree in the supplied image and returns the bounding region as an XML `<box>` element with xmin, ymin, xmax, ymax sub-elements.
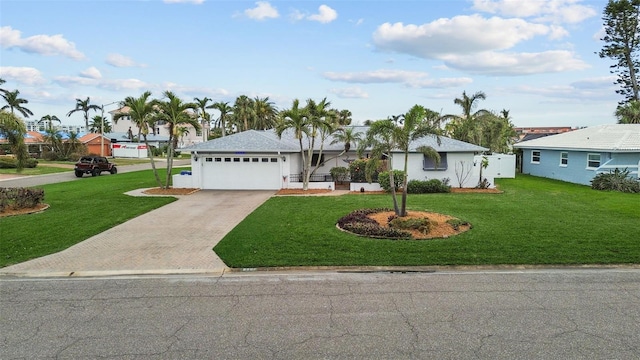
<box><xmin>67</xmin><ymin>97</ymin><xmax>101</xmax><ymax>130</ymax></box>
<box><xmin>114</xmin><ymin>91</ymin><xmax>163</xmax><ymax>188</ymax></box>
<box><xmin>252</xmin><ymin>96</ymin><xmax>277</xmax><ymax>130</ymax></box>
<box><xmin>194</xmin><ymin>97</ymin><xmax>212</xmax><ymax>141</ymax></box>
<box><xmin>233</xmin><ymin>95</ymin><xmax>254</xmax><ymax>132</ymax></box>
<box><xmin>330</xmin><ymin>126</ymin><xmax>363</xmax><ymax>154</ymax></box>
<box><xmin>276</xmin><ymin>99</ymin><xmax>312</xmax><ymax>188</ymax></box>
<box><xmin>337</xmin><ymin>109</ymin><xmax>353</xmax><ymax>126</ymax></box>
<box><xmin>0</xmin><ymin>78</ymin><xmax>7</xmax><ymax>95</ymax></box>
<box><xmin>89</xmin><ymin>115</ymin><xmax>112</xmax><ymax>133</ymax></box>
<box><xmin>0</xmin><ymin>110</ymin><xmax>29</xmax><ymax>171</ymax></box>
<box><xmin>442</xmin><ymin>91</ymin><xmax>490</xmax><ymax>145</ymax></box>
<box><xmin>615</xmin><ymin>100</ymin><xmax>640</xmax><ymax>124</ymax></box>
<box><xmin>304</xmin><ymin>97</ymin><xmax>338</xmax><ymax>184</ymax></box>
<box><xmin>152</xmin><ymin>91</ymin><xmax>200</xmax><ymax>188</ymax></box>
<box><xmin>362</xmin><ymin>105</ymin><xmax>442</xmax><ymax>217</ymax></box>
<box><xmin>209</xmin><ymin>101</ymin><xmax>233</xmax><ymax>137</ymax></box>
<box><xmin>38</xmin><ymin>115</ymin><xmax>61</xmax><ymax>131</ymax></box>
<box><xmin>1</xmin><ymin>90</ymin><xmax>33</xmax><ymax>118</ymax></box>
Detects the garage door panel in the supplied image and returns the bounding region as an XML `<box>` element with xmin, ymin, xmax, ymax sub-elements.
<box><xmin>201</xmin><ymin>156</ymin><xmax>281</xmax><ymax>190</ymax></box>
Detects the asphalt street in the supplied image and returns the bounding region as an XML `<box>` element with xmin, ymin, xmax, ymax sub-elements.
<box><xmin>0</xmin><ymin>159</ymin><xmax>190</xmax><ymax>188</ymax></box>
<box><xmin>2</xmin><ymin>269</ymin><xmax>639</xmax><ymax>359</ymax></box>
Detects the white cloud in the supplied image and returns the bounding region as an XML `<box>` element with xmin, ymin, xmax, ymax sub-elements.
<box><xmin>80</xmin><ymin>67</ymin><xmax>102</xmax><ymax>79</ymax></box>
<box><xmin>373</xmin><ymin>15</ymin><xmax>554</xmax><ymax>59</ymax></box>
<box><xmin>323</xmin><ymin>69</ymin><xmax>472</xmax><ymax>89</ymax></box>
<box><xmin>106</xmin><ymin>53</ymin><xmax>145</xmax><ymax>68</ymax></box>
<box><xmin>307</xmin><ymin>5</ymin><xmax>337</xmax><ymax>24</ymax></box>
<box><xmin>570</xmin><ymin>76</ymin><xmax>617</xmax><ymax>90</ymax></box>
<box><xmin>0</xmin><ymin>66</ymin><xmax>47</xmax><ymax>85</ymax></box>
<box><xmin>405</xmin><ymin>77</ymin><xmax>473</xmax><ymax>89</ymax></box>
<box><xmin>372</xmin><ymin>15</ymin><xmax>589</xmax><ymax>76</ymax></box>
<box><xmin>324</xmin><ymin>69</ymin><xmax>428</xmax><ymax>83</ymax></box>
<box><xmin>289</xmin><ymin>9</ymin><xmax>305</xmax><ymax>21</ymax></box>
<box><xmin>442</xmin><ymin>50</ymin><xmax>590</xmax><ymax>75</ymax></box>
<box><xmin>244</xmin><ymin>1</ymin><xmax>279</xmax><ymax>20</ymax></box>
<box><xmin>472</xmin><ymin>0</ymin><xmax>597</xmax><ymax>24</ymax></box>
<box><xmin>0</xmin><ymin>26</ymin><xmax>85</xmax><ymax>60</ymax></box>
<box><xmin>329</xmin><ymin>87</ymin><xmax>369</xmax><ymax>99</ymax></box>
<box><xmin>163</xmin><ymin>0</ymin><xmax>204</xmax><ymax>4</ymax></box>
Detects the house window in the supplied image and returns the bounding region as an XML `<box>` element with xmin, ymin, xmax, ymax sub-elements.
<box><xmin>206</xmin><ymin>158</ymin><xmax>213</xmax><ymax>162</ymax></box>
<box><xmin>233</xmin><ymin>158</ymin><xmax>240</xmax><ymax>162</ymax></box>
<box><xmin>560</xmin><ymin>152</ymin><xmax>568</xmax><ymax>167</ymax></box>
<box><xmin>531</xmin><ymin>150</ymin><xmax>541</xmax><ymax>164</ymax></box>
<box><xmin>587</xmin><ymin>153</ymin><xmax>601</xmax><ymax>169</ymax></box>
<box><xmin>243</xmin><ymin>158</ymin><xmax>250</xmax><ymax>162</ymax></box>
<box><xmin>423</xmin><ymin>152</ymin><xmax>448</xmax><ymax>170</ymax></box>
<box><xmin>214</xmin><ymin>158</ymin><xmax>221</xmax><ymax>162</ymax></box>
<box><xmin>270</xmin><ymin>158</ymin><xmax>278</xmax><ymax>162</ymax></box>
<box><xmin>261</xmin><ymin>158</ymin><xmax>269</xmax><ymax>163</ymax></box>
<box><xmin>252</xmin><ymin>158</ymin><xmax>259</xmax><ymax>162</ymax></box>
<box><xmin>224</xmin><ymin>158</ymin><xmax>231</xmax><ymax>162</ymax></box>
<box><xmin>311</xmin><ymin>154</ymin><xmax>325</xmax><ymax>166</ymax></box>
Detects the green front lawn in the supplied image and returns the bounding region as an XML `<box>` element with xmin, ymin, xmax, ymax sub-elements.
<box><xmin>215</xmin><ymin>175</ymin><xmax>640</xmax><ymax>267</ymax></box>
<box><xmin>1</xmin><ymin>170</ymin><xmax>176</xmax><ymax>267</ymax></box>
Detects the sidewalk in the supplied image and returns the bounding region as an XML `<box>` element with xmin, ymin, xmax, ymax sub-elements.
<box><xmin>1</xmin><ymin>190</ymin><xmax>274</xmax><ymax>277</ymax></box>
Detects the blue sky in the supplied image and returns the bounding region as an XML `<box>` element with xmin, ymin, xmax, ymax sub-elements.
<box><xmin>0</xmin><ymin>0</ymin><xmax>619</xmax><ymax>128</ymax></box>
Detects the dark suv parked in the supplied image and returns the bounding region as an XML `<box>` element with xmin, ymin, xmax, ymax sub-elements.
<box><xmin>74</xmin><ymin>156</ymin><xmax>117</xmax><ymax>177</ymax></box>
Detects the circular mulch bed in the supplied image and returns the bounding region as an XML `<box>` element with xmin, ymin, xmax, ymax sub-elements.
<box><xmin>0</xmin><ymin>203</ymin><xmax>50</xmax><ymax>218</ymax></box>
<box><xmin>339</xmin><ymin>210</ymin><xmax>472</xmax><ymax>240</ymax></box>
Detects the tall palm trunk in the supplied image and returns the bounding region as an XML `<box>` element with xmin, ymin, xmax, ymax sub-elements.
<box><xmin>400</xmin><ymin>152</ymin><xmax>409</xmax><ymax>217</ymax></box>
<box><xmin>142</xmin><ymin>134</ymin><xmax>163</xmax><ymax>188</ymax></box>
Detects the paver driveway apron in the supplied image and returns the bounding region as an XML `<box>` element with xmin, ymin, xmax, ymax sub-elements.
<box><xmin>1</xmin><ymin>190</ymin><xmax>274</xmax><ymax>277</ymax></box>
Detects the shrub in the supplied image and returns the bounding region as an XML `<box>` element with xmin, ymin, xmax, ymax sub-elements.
<box><xmin>388</xmin><ymin>217</ymin><xmax>435</xmax><ymax>235</ymax></box>
<box><xmin>349</xmin><ymin>159</ymin><xmax>378</xmax><ymax>182</ymax></box>
<box><xmin>330</xmin><ymin>166</ymin><xmax>349</xmax><ymax>182</ymax></box>
<box><xmin>591</xmin><ymin>168</ymin><xmax>640</xmax><ymax>193</ymax></box>
<box><xmin>0</xmin><ymin>156</ymin><xmax>38</xmax><ymax>169</ymax></box>
<box><xmin>406</xmin><ymin>178</ymin><xmax>451</xmax><ymax>194</ymax></box>
<box><xmin>337</xmin><ymin>208</ymin><xmax>411</xmax><ymax>239</ymax></box>
<box><xmin>378</xmin><ymin>170</ymin><xmax>405</xmax><ymax>192</ymax></box>
<box><xmin>0</xmin><ymin>187</ymin><xmax>45</xmax><ymax>212</ymax></box>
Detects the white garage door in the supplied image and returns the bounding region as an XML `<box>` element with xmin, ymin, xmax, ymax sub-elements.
<box><xmin>201</xmin><ymin>155</ymin><xmax>282</xmax><ymax>190</ymax></box>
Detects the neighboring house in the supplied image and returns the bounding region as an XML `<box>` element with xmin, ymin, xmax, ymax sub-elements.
<box><xmin>179</xmin><ymin>127</ymin><xmax>489</xmax><ymax>190</ymax></box>
<box><xmin>79</xmin><ymin>133</ymin><xmax>112</xmax><ymax>157</ymax></box>
<box><xmin>513</xmin><ymin>124</ymin><xmax>640</xmax><ymax>185</ymax></box>
<box><xmin>109</xmin><ymin>106</ymin><xmax>202</xmax><ymax>147</ymax></box>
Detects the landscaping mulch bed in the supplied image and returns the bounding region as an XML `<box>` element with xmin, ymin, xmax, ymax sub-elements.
<box><xmin>143</xmin><ymin>187</ymin><xmax>200</xmax><ymax>195</ymax></box>
<box><xmin>367</xmin><ymin>210</ymin><xmax>472</xmax><ymax>239</ymax></box>
<box><xmin>276</xmin><ymin>189</ymin><xmax>334</xmax><ymax>195</ymax></box>
<box><xmin>0</xmin><ymin>203</ymin><xmax>50</xmax><ymax>218</ymax></box>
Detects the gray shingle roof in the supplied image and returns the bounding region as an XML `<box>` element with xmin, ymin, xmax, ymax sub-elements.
<box><xmin>407</xmin><ymin>134</ymin><xmax>488</xmax><ymax>153</ymax></box>
<box><xmin>513</xmin><ymin>124</ymin><xmax>640</xmax><ymax>152</ymax></box>
<box><xmin>180</xmin><ymin>130</ymin><xmax>299</xmax><ymax>153</ymax></box>
<box><xmin>180</xmin><ymin>127</ymin><xmax>487</xmax><ymax>153</ymax></box>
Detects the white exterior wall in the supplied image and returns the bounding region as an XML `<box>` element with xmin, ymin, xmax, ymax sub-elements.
<box><xmin>112</xmin><ymin>117</ymin><xmax>202</xmax><ymax>146</ymax></box>
<box><xmin>391</xmin><ymin>152</ymin><xmax>493</xmax><ymax>188</ymax></box>
<box><xmin>474</xmin><ymin>154</ymin><xmax>516</xmax><ymax>179</ymax></box>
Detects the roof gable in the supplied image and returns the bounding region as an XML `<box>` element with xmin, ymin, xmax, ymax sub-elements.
<box><xmin>513</xmin><ymin>124</ymin><xmax>640</xmax><ymax>152</ymax></box>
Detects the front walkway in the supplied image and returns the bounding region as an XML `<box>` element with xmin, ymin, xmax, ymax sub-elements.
<box><xmin>1</xmin><ymin>190</ymin><xmax>274</xmax><ymax>277</ymax></box>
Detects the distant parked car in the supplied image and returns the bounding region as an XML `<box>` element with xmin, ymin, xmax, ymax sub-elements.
<box><xmin>74</xmin><ymin>156</ymin><xmax>117</xmax><ymax>177</ymax></box>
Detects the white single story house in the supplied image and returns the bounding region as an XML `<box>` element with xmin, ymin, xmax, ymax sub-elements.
<box><xmin>178</xmin><ymin>127</ymin><xmax>490</xmax><ymax>190</ymax></box>
<box><xmin>513</xmin><ymin>124</ymin><xmax>640</xmax><ymax>185</ymax></box>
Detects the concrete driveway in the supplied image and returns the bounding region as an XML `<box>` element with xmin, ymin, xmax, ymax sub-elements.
<box><xmin>1</xmin><ymin>190</ymin><xmax>274</xmax><ymax>277</ymax></box>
